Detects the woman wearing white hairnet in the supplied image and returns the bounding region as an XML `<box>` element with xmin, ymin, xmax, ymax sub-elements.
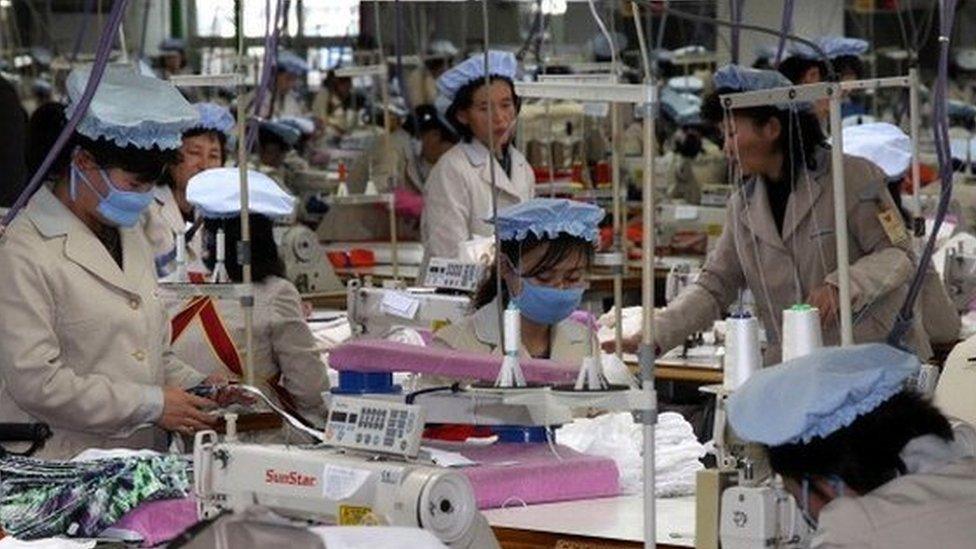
<box><xmin>161</xmin><ymin>168</ymin><xmax>330</xmax><ymax>433</ymax></box>
<box><xmin>842</xmin><ymin>122</ymin><xmax>960</xmax><ymax>346</ymax></box>
<box><xmin>604</xmin><ymin>65</ymin><xmax>929</xmax><ymax>364</ymax></box>
<box><xmin>421</xmin><ymin>50</ymin><xmax>535</xmax><ymax>261</ymax></box>
<box><xmin>0</xmin><ymin>66</ymin><xmax>236</xmax><ymax>459</ymax></box>
<box><xmin>143</xmin><ymin>102</ymin><xmax>233</xmax><ymax>280</ymax></box>
<box><xmin>727</xmin><ymin>344</ymin><xmax>976</xmax><ymax>548</ymax></box>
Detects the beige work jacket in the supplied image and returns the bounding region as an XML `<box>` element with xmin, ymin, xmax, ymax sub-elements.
<box><xmin>814</xmin><ymin>457</ymin><xmax>976</xmax><ymax>548</ymax></box>
<box><xmin>0</xmin><ymin>186</ymin><xmax>205</xmax><ymax>459</ymax></box>
<box><xmin>656</xmin><ymin>149</ymin><xmax>929</xmax><ymax>364</ymax></box>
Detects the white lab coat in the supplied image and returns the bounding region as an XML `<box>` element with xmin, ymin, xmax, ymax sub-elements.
<box><xmin>141</xmin><ymin>185</ymin><xmax>205</xmax><ymax>279</ymax></box>
<box><xmin>0</xmin><ymin>186</ymin><xmax>205</xmax><ymax>459</ymax></box>
<box><xmin>421</xmin><ymin>140</ymin><xmax>535</xmax><ymax>260</ymax></box>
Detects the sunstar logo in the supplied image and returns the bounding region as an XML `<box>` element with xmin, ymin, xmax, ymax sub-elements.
<box><xmin>265</xmin><ymin>469</ymin><xmax>318</xmax><ymax>487</ymax></box>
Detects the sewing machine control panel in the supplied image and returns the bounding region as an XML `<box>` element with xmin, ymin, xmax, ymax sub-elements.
<box><xmin>324</xmin><ymin>397</ymin><xmax>426</xmax><ymax>458</ymax></box>
<box><xmin>422</xmin><ymin>259</ymin><xmax>486</xmax><ymax>292</ymax></box>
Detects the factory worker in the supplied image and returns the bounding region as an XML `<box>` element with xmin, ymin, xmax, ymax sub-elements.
<box><xmin>164</xmin><ymin>168</ymin><xmax>329</xmax><ymax>427</ymax></box>
<box><xmin>727</xmin><ymin>344</ymin><xmax>976</xmax><ymax>548</ymax></box>
<box><xmin>843</xmin><ymin>122</ymin><xmax>960</xmax><ymax>346</ymax></box>
<box><xmin>422</xmin><ymin>50</ymin><xmax>535</xmax><ymax>261</ymax></box>
<box><xmin>250</xmin><ymin>50</ymin><xmax>309</xmax><ymax>119</ymax></box>
<box><xmin>605</xmin><ymin>66</ymin><xmax>928</xmax><ymax>364</ymax></box>
<box><xmin>412</xmin><ymin>104</ymin><xmax>459</xmax><ymax>181</ymax></box>
<box><xmin>311</xmin><ymin>70</ymin><xmax>354</xmax><ymax>136</ymax></box>
<box><xmin>257</xmin><ymin>119</ymin><xmax>301</xmax><ymax>173</ymax></box>
<box><xmin>406</xmin><ymin>39</ymin><xmax>458</xmax><ymax>107</ymax></box>
<box><xmin>779</xmin><ymin>37</ymin><xmax>870</xmax><ymax>119</ymax></box>
<box><xmin>0</xmin><ymin>65</ymin><xmax>228</xmax><ymax>459</ymax></box>
<box><xmin>158</xmin><ymin>37</ymin><xmax>189</xmax><ymax>79</ymax></box>
<box><xmin>434</xmin><ymin>199</ymin><xmax>604</xmax><ymax>365</ymax></box>
<box><xmin>144</xmin><ymin>102</ymin><xmax>234</xmax><ymax>279</ymax></box>
<box><xmin>316</xmin><ymin>98</ymin><xmax>426</xmax><ymax>242</ymax></box>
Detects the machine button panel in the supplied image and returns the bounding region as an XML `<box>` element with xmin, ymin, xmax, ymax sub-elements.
<box><xmin>323</xmin><ymin>397</ymin><xmax>426</xmax><ymax>458</ymax></box>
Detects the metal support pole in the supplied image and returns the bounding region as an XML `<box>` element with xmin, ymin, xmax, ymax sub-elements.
<box><xmin>829</xmin><ymin>87</ymin><xmax>854</xmax><ymax>346</ymax></box>
<box><xmin>909</xmin><ymin>68</ymin><xmax>923</xmax><ymax>237</ymax></box>
<box><xmin>235</xmin><ymin>0</ymin><xmax>255</xmax><ymax>386</ymax></box>
<box><xmin>611</xmin><ymin>102</ymin><xmax>624</xmax><ymax>359</ymax></box>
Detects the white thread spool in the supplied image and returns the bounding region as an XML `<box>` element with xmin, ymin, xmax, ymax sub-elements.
<box><xmin>723</xmin><ymin>313</ymin><xmax>762</xmax><ymax>390</ymax></box>
<box><xmin>496</xmin><ymin>306</ymin><xmax>526</xmax><ymax>387</ymax></box>
<box><xmin>503</xmin><ymin>307</ymin><xmax>520</xmax><ymax>355</ymax></box>
<box><xmin>782</xmin><ymin>304</ymin><xmax>823</xmax><ymax>362</ymax></box>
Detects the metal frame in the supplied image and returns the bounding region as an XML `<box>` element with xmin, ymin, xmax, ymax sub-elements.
<box><xmin>515</xmin><ymin>80</ymin><xmax>656</xmax><ymax>104</ymax></box>
<box><xmin>719</xmin><ymin>71</ymin><xmax>922</xmax><ymax>347</ymax></box>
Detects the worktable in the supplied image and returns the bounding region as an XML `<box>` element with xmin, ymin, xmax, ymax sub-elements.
<box><xmin>484</xmin><ymin>495</ymin><xmax>696</xmax><ymax>548</ymax></box>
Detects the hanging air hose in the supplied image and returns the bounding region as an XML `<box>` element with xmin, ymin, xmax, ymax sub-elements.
<box><xmin>888</xmin><ymin>0</ymin><xmax>959</xmax><ymax>349</ymax></box>
<box><xmin>658</xmin><ymin>3</ymin><xmax>836</xmax><ymax>82</ymax></box>
<box><xmin>1</xmin><ymin>0</ymin><xmax>131</xmax><ymax>234</ymax></box>
<box><xmin>243</xmin><ymin>0</ymin><xmax>287</xmax><ymax>154</ymax></box>
<box><xmin>773</xmin><ymin>0</ymin><xmax>796</xmax><ymax>66</ymax></box>
<box><xmin>729</xmin><ymin>0</ymin><xmax>744</xmax><ymax>64</ymax></box>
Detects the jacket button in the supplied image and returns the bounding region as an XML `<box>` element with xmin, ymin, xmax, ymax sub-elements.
<box><xmin>132</xmin><ymin>350</ymin><xmax>146</xmax><ymax>361</ymax></box>
<box><xmin>129</xmin><ymin>298</ymin><xmax>140</xmax><ymax>310</ymax></box>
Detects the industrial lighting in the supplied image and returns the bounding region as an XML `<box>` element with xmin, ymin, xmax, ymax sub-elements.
<box><xmin>0</xmin><ymin>0</ymin><xmax>12</xmax><ymax>8</ymax></box>
<box><xmin>540</xmin><ymin>0</ymin><xmax>567</xmax><ymax>16</ymax></box>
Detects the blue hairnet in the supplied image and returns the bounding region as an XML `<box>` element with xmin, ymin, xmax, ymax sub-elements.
<box><xmin>948</xmin><ymin>100</ymin><xmax>976</xmax><ymax>120</ymax></box>
<box><xmin>727</xmin><ymin>343</ymin><xmax>920</xmax><ymax>446</ymax></box>
<box><xmin>276</xmin><ymin>50</ymin><xmax>309</xmax><ymax>76</ymax></box>
<box><xmin>66</xmin><ymin>64</ymin><xmax>199</xmax><ymax>151</ymax></box>
<box><xmin>276</xmin><ymin>116</ymin><xmax>316</xmax><ymax>135</ymax></box>
<box><xmin>590</xmin><ymin>32</ymin><xmax>628</xmax><ymax>59</ymax></box>
<box><xmin>713</xmin><ymin>64</ymin><xmax>792</xmax><ymax>92</ymax></box>
<box><xmin>187</xmin><ymin>167</ymin><xmax>295</xmax><ymax>219</ymax></box>
<box><xmin>193</xmin><ymin>102</ymin><xmax>235</xmax><ymax>135</ymax></box>
<box><xmin>792</xmin><ymin>37</ymin><xmax>869</xmax><ymax>61</ymax></box>
<box><xmin>259</xmin><ymin>120</ymin><xmax>301</xmax><ymax>147</ymax></box>
<box><xmin>489</xmin><ymin>198</ymin><xmax>605</xmax><ymax>243</ymax></box>
<box><xmin>660</xmin><ymin>87</ymin><xmax>701</xmax><ymax>126</ymax></box>
<box><xmin>436</xmin><ymin>50</ymin><xmax>518</xmax><ymax>111</ymax></box>
<box><xmin>159</xmin><ymin>37</ymin><xmax>186</xmax><ymax>52</ymax></box>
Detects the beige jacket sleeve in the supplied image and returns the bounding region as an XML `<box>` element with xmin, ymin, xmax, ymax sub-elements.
<box><xmin>423</xmin><ymin>156</ymin><xmax>472</xmax><ymax>260</ymax></box>
<box><xmin>0</xmin><ymin>242</ymin><xmax>162</xmax><ymax>435</ymax></box>
<box><xmin>654</xmin><ymin>204</ymin><xmax>746</xmax><ymax>352</ymax></box>
<box><xmin>270</xmin><ymin>280</ymin><xmax>329</xmax><ymax>416</ymax></box>
<box><xmin>920</xmin><ymin>262</ymin><xmax>961</xmax><ymax>344</ymax></box>
<box><xmin>825</xmin><ymin>162</ymin><xmax>913</xmax><ymax>312</ymax></box>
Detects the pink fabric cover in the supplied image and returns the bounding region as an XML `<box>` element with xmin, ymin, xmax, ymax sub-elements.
<box><xmin>109</xmin><ymin>497</ymin><xmax>199</xmax><ymax>547</ymax></box>
<box><xmin>393</xmin><ymin>186</ymin><xmax>425</xmax><ymax>219</ymax></box>
<box><xmin>443</xmin><ymin>443</ymin><xmax>620</xmax><ymax>509</ymax></box>
<box><xmin>329</xmin><ymin>339</ymin><xmax>579</xmax><ymax>384</ymax></box>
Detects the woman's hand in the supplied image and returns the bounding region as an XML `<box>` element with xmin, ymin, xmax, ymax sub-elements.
<box><xmin>157</xmin><ymin>387</ymin><xmax>217</xmax><ymax>434</ymax></box>
<box><xmin>807</xmin><ymin>284</ymin><xmax>840</xmax><ymax>328</ymax></box>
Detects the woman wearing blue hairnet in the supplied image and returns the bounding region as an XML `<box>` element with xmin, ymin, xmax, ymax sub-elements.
<box><xmin>727</xmin><ymin>344</ymin><xmax>976</xmax><ymax>547</ymax></box>
<box><xmin>143</xmin><ymin>103</ymin><xmax>233</xmax><ymax>280</ymax></box>
<box><xmin>605</xmin><ymin>65</ymin><xmax>930</xmax><ymax>364</ymax></box>
<box><xmin>421</xmin><ymin>51</ymin><xmax>535</xmax><ymax>261</ymax></box>
<box><xmin>0</xmin><ymin>66</ymin><xmax>237</xmax><ymax>459</ymax></box>
<box><xmin>434</xmin><ymin>199</ymin><xmax>605</xmax><ymax>368</ymax></box>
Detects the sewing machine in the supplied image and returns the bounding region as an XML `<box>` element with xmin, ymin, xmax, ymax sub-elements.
<box><xmin>192</xmin><ymin>397</ymin><xmax>500</xmax><ymax>548</ymax></box>
<box><xmin>346</xmin><ymin>280</ymin><xmax>470</xmax><ymax>337</ymax></box>
<box><xmin>943</xmin><ymin>240</ymin><xmax>976</xmax><ymax>312</ymax></box>
<box><xmin>274</xmin><ymin>225</ymin><xmax>344</xmax><ymax>294</ymax></box>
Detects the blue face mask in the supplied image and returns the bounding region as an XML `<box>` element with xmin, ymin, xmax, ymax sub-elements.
<box><xmin>512</xmin><ymin>278</ymin><xmax>584</xmax><ymax>325</ymax></box>
<box><xmin>71</xmin><ymin>164</ymin><xmax>154</xmax><ymax>228</ymax></box>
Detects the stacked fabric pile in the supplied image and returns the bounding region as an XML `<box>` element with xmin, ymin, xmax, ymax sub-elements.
<box><xmin>0</xmin><ymin>453</ymin><xmax>192</xmax><ymax>540</ymax></box>
<box><xmin>556</xmin><ymin>412</ymin><xmax>706</xmax><ymax>497</ymax></box>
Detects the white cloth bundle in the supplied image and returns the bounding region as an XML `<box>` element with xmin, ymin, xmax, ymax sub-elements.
<box><xmin>556</xmin><ymin>412</ymin><xmax>705</xmax><ymax>497</ymax></box>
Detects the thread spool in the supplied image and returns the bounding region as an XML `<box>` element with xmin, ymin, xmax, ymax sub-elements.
<box><xmin>503</xmin><ymin>306</ymin><xmax>520</xmax><ymax>355</ymax></box>
<box><xmin>723</xmin><ymin>313</ymin><xmax>762</xmax><ymax>390</ymax></box>
<box><xmin>782</xmin><ymin>304</ymin><xmax>823</xmax><ymax>362</ymax></box>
